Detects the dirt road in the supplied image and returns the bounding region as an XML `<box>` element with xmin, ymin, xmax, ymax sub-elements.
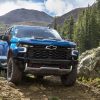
<box><xmin>0</xmin><ymin>76</ymin><xmax>100</xmax><ymax>100</ymax></box>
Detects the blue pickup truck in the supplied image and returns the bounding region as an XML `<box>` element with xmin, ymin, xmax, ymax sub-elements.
<box><xmin>0</xmin><ymin>25</ymin><xmax>78</xmax><ymax>86</ymax></box>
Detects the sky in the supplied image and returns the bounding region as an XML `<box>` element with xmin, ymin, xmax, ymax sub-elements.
<box><xmin>0</xmin><ymin>0</ymin><xmax>96</xmax><ymax>16</ymax></box>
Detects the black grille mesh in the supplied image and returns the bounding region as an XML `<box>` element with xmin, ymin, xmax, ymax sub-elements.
<box><xmin>27</xmin><ymin>45</ymin><xmax>71</xmax><ymax>60</ymax></box>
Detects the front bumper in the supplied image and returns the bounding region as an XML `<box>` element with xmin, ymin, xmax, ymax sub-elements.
<box><xmin>14</xmin><ymin>57</ymin><xmax>78</xmax><ymax>65</ymax></box>
<box><xmin>24</xmin><ymin>63</ymin><xmax>73</xmax><ymax>75</ymax></box>
<box><xmin>15</xmin><ymin>57</ymin><xmax>78</xmax><ymax>75</ymax></box>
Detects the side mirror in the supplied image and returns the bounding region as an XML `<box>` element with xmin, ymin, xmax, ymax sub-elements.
<box><xmin>0</xmin><ymin>35</ymin><xmax>9</xmax><ymax>41</ymax></box>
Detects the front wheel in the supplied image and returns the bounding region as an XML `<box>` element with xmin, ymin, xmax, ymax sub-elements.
<box><xmin>7</xmin><ymin>57</ymin><xmax>23</xmax><ymax>84</ymax></box>
<box><xmin>61</xmin><ymin>65</ymin><xmax>77</xmax><ymax>86</ymax></box>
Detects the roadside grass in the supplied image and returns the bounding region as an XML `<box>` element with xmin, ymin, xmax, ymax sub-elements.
<box><xmin>78</xmin><ymin>77</ymin><xmax>100</xmax><ymax>88</ymax></box>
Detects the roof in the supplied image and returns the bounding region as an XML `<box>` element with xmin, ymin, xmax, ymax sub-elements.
<box><xmin>12</xmin><ymin>25</ymin><xmax>51</xmax><ymax>30</ymax></box>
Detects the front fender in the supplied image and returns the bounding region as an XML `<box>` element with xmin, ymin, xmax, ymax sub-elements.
<box><xmin>0</xmin><ymin>41</ymin><xmax>8</xmax><ymax>67</ymax></box>
<box><xmin>0</xmin><ymin>44</ymin><xmax>3</xmax><ymax>56</ymax></box>
<box><xmin>0</xmin><ymin>41</ymin><xmax>9</xmax><ymax>57</ymax></box>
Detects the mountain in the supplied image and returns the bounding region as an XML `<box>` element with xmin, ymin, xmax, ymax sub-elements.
<box><xmin>50</xmin><ymin>8</ymin><xmax>85</xmax><ymax>26</ymax></box>
<box><xmin>14</xmin><ymin>21</ymin><xmax>49</xmax><ymax>26</ymax></box>
<box><xmin>52</xmin><ymin>4</ymin><xmax>96</xmax><ymax>26</ymax></box>
<box><xmin>0</xmin><ymin>8</ymin><xmax>86</xmax><ymax>26</ymax></box>
<box><xmin>0</xmin><ymin>8</ymin><xmax>53</xmax><ymax>24</ymax></box>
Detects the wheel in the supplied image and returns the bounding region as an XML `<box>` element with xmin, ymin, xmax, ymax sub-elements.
<box><xmin>7</xmin><ymin>57</ymin><xmax>23</xmax><ymax>84</ymax></box>
<box><xmin>61</xmin><ymin>65</ymin><xmax>77</xmax><ymax>86</ymax></box>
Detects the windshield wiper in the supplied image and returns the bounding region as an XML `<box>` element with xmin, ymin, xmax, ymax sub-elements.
<box><xmin>48</xmin><ymin>38</ymin><xmax>60</xmax><ymax>40</ymax></box>
<box><xmin>35</xmin><ymin>37</ymin><xmax>60</xmax><ymax>40</ymax></box>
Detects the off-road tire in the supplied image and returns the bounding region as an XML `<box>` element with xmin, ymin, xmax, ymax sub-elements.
<box><xmin>61</xmin><ymin>65</ymin><xmax>77</xmax><ymax>86</ymax></box>
<box><xmin>7</xmin><ymin>57</ymin><xmax>23</xmax><ymax>84</ymax></box>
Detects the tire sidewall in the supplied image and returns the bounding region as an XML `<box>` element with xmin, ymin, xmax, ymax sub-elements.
<box><xmin>61</xmin><ymin>65</ymin><xmax>77</xmax><ymax>86</ymax></box>
<box><xmin>7</xmin><ymin>57</ymin><xmax>22</xmax><ymax>84</ymax></box>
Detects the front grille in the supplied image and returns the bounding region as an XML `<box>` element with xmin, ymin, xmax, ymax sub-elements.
<box><xmin>27</xmin><ymin>45</ymin><xmax>71</xmax><ymax>60</ymax></box>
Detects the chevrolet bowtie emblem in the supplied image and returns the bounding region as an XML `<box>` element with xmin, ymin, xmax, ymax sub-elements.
<box><xmin>45</xmin><ymin>45</ymin><xmax>57</xmax><ymax>50</ymax></box>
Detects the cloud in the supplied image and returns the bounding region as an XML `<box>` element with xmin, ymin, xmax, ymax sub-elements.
<box><xmin>75</xmin><ymin>0</ymin><xmax>96</xmax><ymax>7</ymax></box>
<box><xmin>0</xmin><ymin>0</ymin><xmax>45</xmax><ymax>16</ymax></box>
<box><xmin>0</xmin><ymin>0</ymin><xmax>96</xmax><ymax>17</ymax></box>
<box><xmin>44</xmin><ymin>0</ymin><xmax>74</xmax><ymax>16</ymax></box>
<box><xmin>44</xmin><ymin>0</ymin><xmax>96</xmax><ymax>16</ymax></box>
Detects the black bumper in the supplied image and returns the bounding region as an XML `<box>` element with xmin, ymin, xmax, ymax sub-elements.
<box><xmin>14</xmin><ymin>57</ymin><xmax>78</xmax><ymax>75</ymax></box>
<box><xmin>25</xmin><ymin>66</ymin><xmax>73</xmax><ymax>75</ymax></box>
<box><xmin>14</xmin><ymin>57</ymin><xmax>78</xmax><ymax>65</ymax></box>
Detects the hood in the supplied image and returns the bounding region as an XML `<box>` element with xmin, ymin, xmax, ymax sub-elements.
<box><xmin>11</xmin><ymin>37</ymin><xmax>76</xmax><ymax>48</ymax></box>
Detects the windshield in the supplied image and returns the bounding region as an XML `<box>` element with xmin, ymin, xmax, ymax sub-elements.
<box><xmin>14</xmin><ymin>27</ymin><xmax>62</xmax><ymax>40</ymax></box>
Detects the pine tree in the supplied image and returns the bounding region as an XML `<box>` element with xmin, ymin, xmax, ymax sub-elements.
<box><xmin>74</xmin><ymin>2</ymin><xmax>100</xmax><ymax>53</ymax></box>
<box><xmin>89</xmin><ymin>7</ymin><xmax>99</xmax><ymax>48</ymax></box>
<box><xmin>53</xmin><ymin>16</ymin><xmax>57</xmax><ymax>30</ymax></box>
<box><xmin>97</xmin><ymin>0</ymin><xmax>100</xmax><ymax>17</ymax></box>
<box><xmin>68</xmin><ymin>16</ymin><xmax>74</xmax><ymax>40</ymax></box>
<box><xmin>61</xmin><ymin>20</ymin><xmax>69</xmax><ymax>39</ymax></box>
<box><xmin>60</xmin><ymin>16</ymin><xmax>74</xmax><ymax>40</ymax></box>
<box><xmin>74</xmin><ymin>10</ymin><xmax>86</xmax><ymax>53</ymax></box>
<box><xmin>96</xmin><ymin>0</ymin><xmax>100</xmax><ymax>45</ymax></box>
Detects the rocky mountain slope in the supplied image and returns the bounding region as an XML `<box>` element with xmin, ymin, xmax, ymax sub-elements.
<box><xmin>0</xmin><ymin>8</ymin><xmax>53</xmax><ymax>24</ymax></box>
<box><xmin>52</xmin><ymin>8</ymin><xmax>85</xmax><ymax>26</ymax></box>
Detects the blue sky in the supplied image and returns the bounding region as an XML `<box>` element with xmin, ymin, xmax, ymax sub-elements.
<box><xmin>0</xmin><ymin>0</ymin><xmax>96</xmax><ymax>16</ymax></box>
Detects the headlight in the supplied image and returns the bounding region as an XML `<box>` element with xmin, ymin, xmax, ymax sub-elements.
<box><xmin>17</xmin><ymin>43</ymin><xmax>28</xmax><ymax>52</ymax></box>
<box><xmin>18</xmin><ymin>47</ymin><xmax>27</xmax><ymax>53</ymax></box>
<box><xmin>72</xmin><ymin>50</ymin><xmax>79</xmax><ymax>56</ymax></box>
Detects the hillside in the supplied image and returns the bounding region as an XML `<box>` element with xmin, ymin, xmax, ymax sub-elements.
<box><xmin>14</xmin><ymin>21</ymin><xmax>49</xmax><ymax>26</ymax></box>
<box><xmin>0</xmin><ymin>8</ymin><xmax>85</xmax><ymax>26</ymax></box>
<box><xmin>0</xmin><ymin>8</ymin><xmax>53</xmax><ymax>24</ymax></box>
<box><xmin>52</xmin><ymin>3</ymin><xmax>96</xmax><ymax>26</ymax></box>
<box><xmin>52</xmin><ymin>8</ymin><xmax>85</xmax><ymax>26</ymax></box>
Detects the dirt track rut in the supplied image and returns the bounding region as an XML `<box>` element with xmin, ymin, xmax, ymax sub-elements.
<box><xmin>0</xmin><ymin>76</ymin><xmax>100</xmax><ymax>100</ymax></box>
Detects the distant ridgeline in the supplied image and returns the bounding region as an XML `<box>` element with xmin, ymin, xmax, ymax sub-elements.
<box><xmin>0</xmin><ymin>8</ymin><xmax>53</xmax><ymax>24</ymax></box>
